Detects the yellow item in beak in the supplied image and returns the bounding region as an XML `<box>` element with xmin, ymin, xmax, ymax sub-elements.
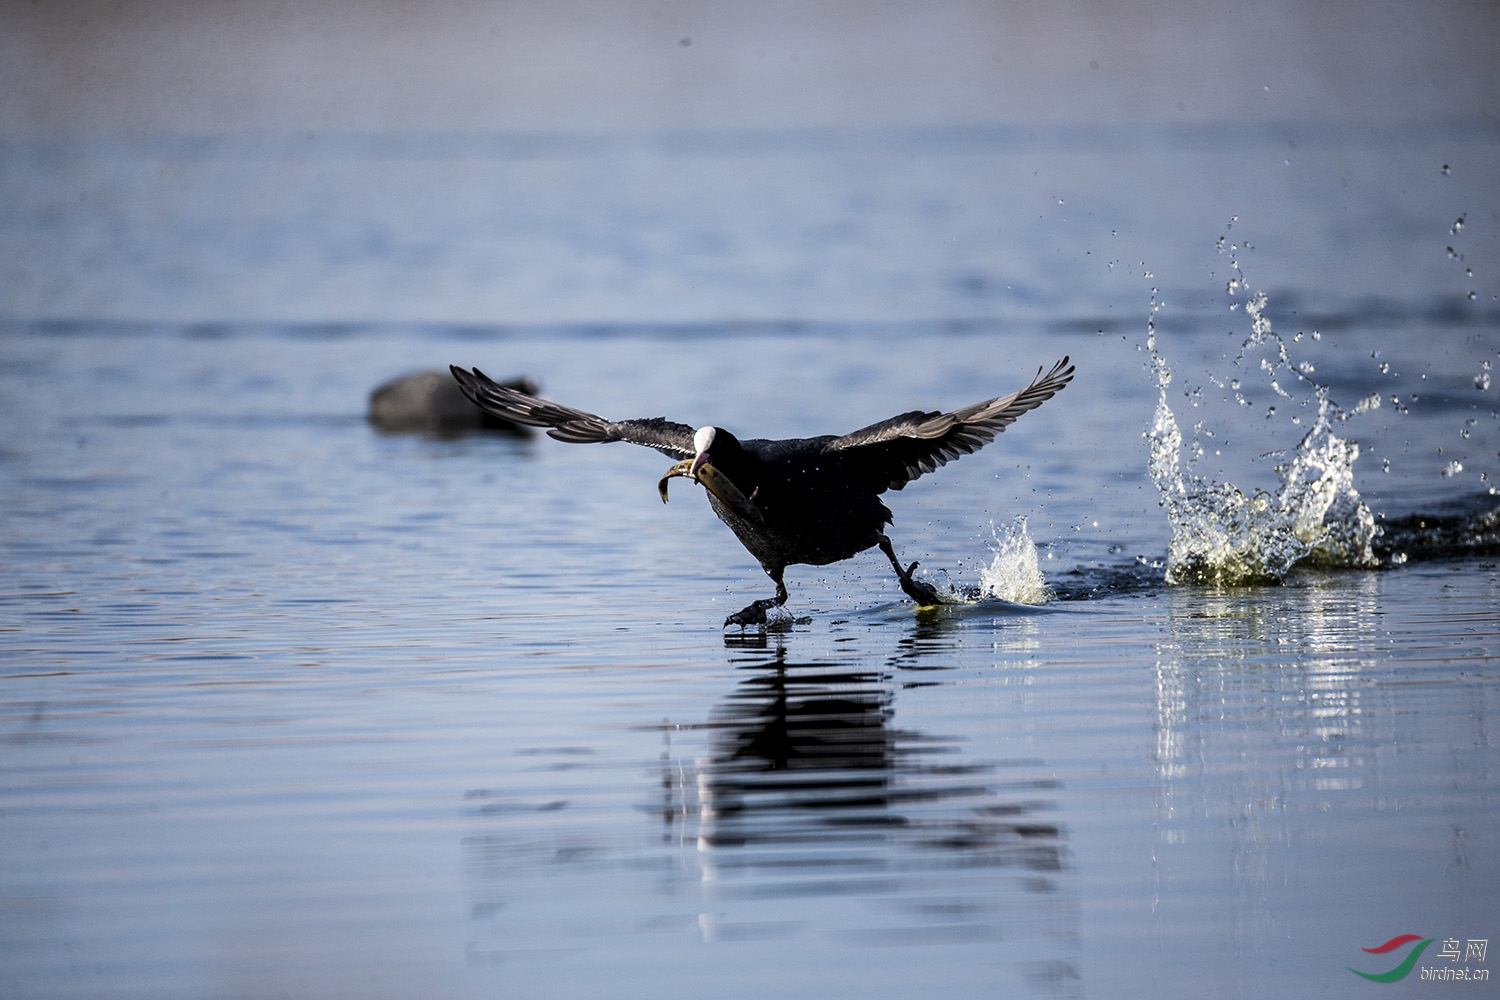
<box><xmin>657</xmin><ymin>459</ymin><xmax>696</xmax><ymax>503</ymax></box>
<box><xmin>657</xmin><ymin>459</ymin><xmax>764</xmax><ymax>525</ymax></box>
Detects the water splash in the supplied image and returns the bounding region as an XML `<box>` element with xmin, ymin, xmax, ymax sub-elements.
<box><xmin>908</xmin><ymin>517</ymin><xmax>1055</xmax><ymax>606</ymax></box>
<box><xmin>1145</xmin><ymin>247</ymin><xmax>1380</xmax><ymax>586</ymax></box>
<box><xmin>978</xmin><ymin>517</ymin><xmax>1055</xmax><ymax>604</ymax></box>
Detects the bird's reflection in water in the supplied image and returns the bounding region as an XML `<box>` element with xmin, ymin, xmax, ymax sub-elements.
<box><xmin>699</xmin><ymin>641</ymin><xmax>905</xmax><ymax>848</ymax></box>
<box><xmin>461</xmin><ymin>631</ymin><xmax>1078</xmax><ymax>994</ymax></box>
<box><xmin>662</xmin><ymin>634</ymin><xmax>1078</xmax><ymax>985</ymax></box>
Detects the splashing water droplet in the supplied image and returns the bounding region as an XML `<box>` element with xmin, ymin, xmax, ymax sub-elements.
<box><xmin>978</xmin><ymin>518</ymin><xmax>1054</xmax><ymax>604</ymax></box>
<box><xmin>1149</xmin><ymin>388</ymin><xmax>1379</xmax><ymax>584</ymax></box>
<box><xmin>1441</xmin><ymin>460</ymin><xmax>1464</xmax><ymax>478</ymax></box>
<box><xmin>1145</xmin><ymin>264</ymin><xmax>1379</xmax><ymax>586</ymax></box>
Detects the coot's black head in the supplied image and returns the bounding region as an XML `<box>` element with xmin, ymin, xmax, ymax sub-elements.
<box><xmin>690</xmin><ymin>426</ymin><xmax>748</xmax><ymax>479</ymax></box>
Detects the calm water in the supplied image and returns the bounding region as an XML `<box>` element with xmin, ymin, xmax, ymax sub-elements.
<box><xmin>2</xmin><ymin>123</ymin><xmax>1499</xmax><ymax>998</ymax></box>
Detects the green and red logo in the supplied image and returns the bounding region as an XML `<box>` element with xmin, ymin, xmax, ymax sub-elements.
<box><xmin>1349</xmin><ymin>934</ymin><xmax>1433</xmax><ymax>982</ymax></box>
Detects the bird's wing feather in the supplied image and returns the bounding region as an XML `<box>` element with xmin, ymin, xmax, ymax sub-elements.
<box><xmin>450</xmin><ymin>366</ymin><xmax>696</xmax><ymax>458</ymax></box>
<box><xmin>826</xmin><ymin>357</ymin><xmax>1074</xmax><ymax>492</ymax></box>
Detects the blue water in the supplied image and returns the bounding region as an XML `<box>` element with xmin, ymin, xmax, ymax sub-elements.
<box><xmin>6</xmin><ymin>121</ymin><xmax>1497</xmax><ymax>325</ymax></box>
<box><xmin>2</xmin><ymin>120</ymin><xmax>1498</xmax><ymax>999</ymax></box>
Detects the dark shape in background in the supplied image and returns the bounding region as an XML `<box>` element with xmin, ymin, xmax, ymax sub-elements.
<box><xmin>368</xmin><ymin>369</ymin><xmax>538</xmax><ymax>433</ymax></box>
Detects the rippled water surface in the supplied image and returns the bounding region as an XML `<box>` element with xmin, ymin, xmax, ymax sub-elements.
<box><xmin>3</xmin><ymin>123</ymin><xmax>1499</xmax><ymax>999</ymax></box>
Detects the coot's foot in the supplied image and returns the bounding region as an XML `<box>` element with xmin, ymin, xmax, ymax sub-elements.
<box><xmin>877</xmin><ymin>534</ymin><xmax>944</xmax><ymax>607</ymax></box>
<box><xmin>724</xmin><ymin>598</ymin><xmax>782</xmax><ymax>628</ymax></box>
<box><xmin>896</xmin><ymin>560</ymin><xmax>944</xmax><ymax>607</ymax></box>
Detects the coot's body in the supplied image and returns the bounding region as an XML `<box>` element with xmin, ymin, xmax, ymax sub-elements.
<box><xmin>450</xmin><ymin>359</ymin><xmax>1074</xmax><ymax>625</ymax></box>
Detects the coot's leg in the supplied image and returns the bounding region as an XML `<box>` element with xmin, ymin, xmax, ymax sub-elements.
<box><xmin>725</xmin><ymin>568</ymin><xmax>789</xmax><ymax>627</ymax></box>
<box><xmin>878</xmin><ymin>534</ymin><xmax>943</xmax><ymax>606</ymax></box>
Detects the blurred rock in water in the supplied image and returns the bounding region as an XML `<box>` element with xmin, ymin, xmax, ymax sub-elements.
<box><xmin>368</xmin><ymin>369</ymin><xmax>538</xmax><ymax>434</ymax></box>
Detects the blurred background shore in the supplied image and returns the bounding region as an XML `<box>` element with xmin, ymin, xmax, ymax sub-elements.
<box><xmin>3</xmin><ymin>0</ymin><xmax>1496</xmax><ymax>326</ymax></box>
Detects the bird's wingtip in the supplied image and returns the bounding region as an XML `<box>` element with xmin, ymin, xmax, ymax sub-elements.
<box><xmin>451</xmin><ymin>365</ymin><xmax>503</xmax><ymax>393</ymax></box>
<box><xmin>449</xmin><ymin>363</ymin><xmax>481</xmax><ymax>386</ymax></box>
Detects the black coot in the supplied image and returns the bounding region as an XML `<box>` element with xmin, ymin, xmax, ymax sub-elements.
<box><xmin>450</xmin><ymin>358</ymin><xmax>1074</xmax><ymax>626</ymax></box>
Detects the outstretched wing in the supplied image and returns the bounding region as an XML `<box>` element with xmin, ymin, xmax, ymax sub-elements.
<box><xmin>826</xmin><ymin>357</ymin><xmax>1074</xmax><ymax>492</ymax></box>
<box><xmin>450</xmin><ymin>366</ymin><xmax>697</xmax><ymax>459</ymax></box>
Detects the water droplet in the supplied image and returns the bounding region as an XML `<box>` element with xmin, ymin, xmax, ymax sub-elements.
<box><xmin>1441</xmin><ymin>460</ymin><xmax>1464</xmax><ymax>478</ymax></box>
<box><xmin>1450</xmin><ymin>214</ymin><xmax>1466</xmax><ymax>234</ymax></box>
<box><xmin>979</xmin><ymin>518</ymin><xmax>1054</xmax><ymax>604</ymax></box>
<box><xmin>1145</xmin><ymin>250</ymin><xmax>1383</xmax><ymax>584</ymax></box>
